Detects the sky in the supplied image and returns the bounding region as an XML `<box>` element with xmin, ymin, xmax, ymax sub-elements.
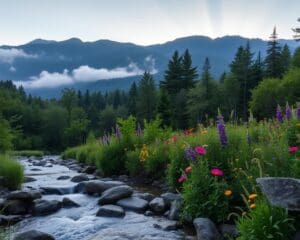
<box><xmin>0</xmin><ymin>0</ymin><xmax>299</xmax><ymax>46</ymax></box>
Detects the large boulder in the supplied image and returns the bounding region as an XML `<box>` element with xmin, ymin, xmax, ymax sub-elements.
<box><xmin>62</xmin><ymin>197</ymin><xmax>80</xmax><ymax>208</ymax></box>
<box><xmin>257</xmin><ymin>177</ymin><xmax>300</xmax><ymax>211</ymax></box>
<box><xmin>96</xmin><ymin>205</ymin><xmax>125</xmax><ymax>218</ymax></box>
<box><xmin>161</xmin><ymin>192</ymin><xmax>181</xmax><ymax>207</ymax></box>
<box><xmin>6</xmin><ymin>190</ymin><xmax>41</xmax><ymax>201</ymax></box>
<box><xmin>14</xmin><ymin>230</ymin><xmax>55</xmax><ymax>240</ymax></box>
<box><xmin>0</xmin><ymin>214</ymin><xmax>23</xmax><ymax>225</ymax></box>
<box><xmin>82</xmin><ymin>166</ymin><xmax>97</xmax><ymax>174</ymax></box>
<box><xmin>3</xmin><ymin>199</ymin><xmax>32</xmax><ymax>215</ymax></box>
<box><xmin>71</xmin><ymin>174</ymin><xmax>89</xmax><ymax>183</ymax></box>
<box><xmin>133</xmin><ymin>192</ymin><xmax>155</xmax><ymax>202</ymax></box>
<box><xmin>40</xmin><ymin>186</ymin><xmax>73</xmax><ymax>195</ymax></box>
<box><xmin>83</xmin><ymin>180</ymin><xmax>124</xmax><ymax>195</ymax></box>
<box><xmin>149</xmin><ymin>197</ymin><xmax>166</xmax><ymax>215</ymax></box>
<box><xmin>116</xmin><ymin>197</ymin><xmax>148</xmax><ymax>213</ymax></box>
<box><xmin>56</xmin><ymin>175</ymin><xmax>70</xmax><ymax>180</ymax></box>
<box><xmin>168</xmin><ymin>199</ymin><xmax>182</xmax><ymax>221</ymax></box>
<box><xmin>193</xmin><ymin>218</ymin><xmax>221</xmax><ymax>240</ymax></box>
<box><xmin>98</xmin><ymin>185</ymin><xmax>133</xmax><ymax>205</ymax></box>
<box><xmin>34</xmin><ymin>199</ymin><xmax>61</xmax><ymax>216</ymax></box>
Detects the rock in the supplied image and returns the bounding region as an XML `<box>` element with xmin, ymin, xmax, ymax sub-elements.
<box><xmin>3</xmin><ymin>199</ymin><xmax>32</xmax><ymax>215</ymax></box>
<box><xmin>24</xmin><ymin>176</ymin><xmax>37</xmax><ymax>183</ymax></box>
<box><xmin>257</xmin><ymin>177</ymin><xmax>300</xmax><ymax>211</ymax></box>
<box><xmin>144</xmin><ymin>210</ymin><xmax>155</xmax><ymax>216</ymax></box>
<box><xmin>193</xmin><ymin>218</ymin><xmax>221</xmax><ymax>240</ymax></box>
<box><xmin>32</xmin><ymin>161</ymin><xmax>46</xmax><ymax>167</ymax></box>
<box><xmin>153</xmin><ymin>220</ymin><xmax>182</xmax><ymax>231</ymax></box>
<box><xmin>40</xmin><ymin>186</ymin><xmax>73</xmax><ymax>195</ymax></box>
<box><xmin>0</xmin><ymin>214</ymin><xmax>23</xmax><ymax>225</ymax></box>
<box><xmin>116</xmin><ymin>197</ymin><xmax>148</xmax><ymax>213</ymax></box>
<box><xmin>83</xmin><ymin>180</ymin><xmax>124</xmax><ymax>195</ymax></box>
<box><xmin>218</xmin><ymin>224</ymin><xmax>239</xmax><ymax>238</ymax></box>
<box><xmin>6</xmin><ymin>190</ymin><xmax>39</xmax><ymax>201</ymax></box>
<box><xmin>14</xmin><ymin>230</ymin><xmax>55</xmax><ymax>240</ymax></box>
<box><xmin>98</xmin><ymin>185</ymin><xmax>133</xmax><ymax>205</ymax></box>
<box><xmin>30</xmin><ymin>168</ymin><xmax>42</xmax><ymax>171</ymax></box>
<box><xmin>71</xmin><ymin>174</ymin><xmax>89</xmax><ymax>183</ymax></box>
<box><xmin>149</xmin><ymin>197</ymin><xmax>166</xmax><ymax>214</ymax></box>
<box><xmin>168</xmin><ymin>199</ymin><xmax>182</xmax><ymax>221</ymax></box>
<box><xmin>62</xmin><ymin>197</ymin><xmax>80</xmax><ymax>208</ymax></box>
<box><xmin>161</xmin><ymin>192</ymin><xmax>181</xmax><ymax>207</ymax></box>
<box><xmin>34</xmin><ymin>199</ymin><xmax>61</xmax><ymax>216</ymax></box>
<box><xmin>0</xmin><ymin>198</ymin><xmax>4</xmax><ymax>209</ymax></box>
<box><xmin>96</xmin><ymin>205</ymin><xmax>125</xmax><ymax>218</ymax></box>
<box><xmin>133</xmin><ymin>192</ymin><xmax>155</xmax><ymax>202</ymax></box>
<box><xmin>118</xmin><ymin>175</ymin><xmax>129</xmax><ymax>182</ymax></box>
<box><xmin>82</xmin><ymin>166</ymin><xmax>96</xmax><ymax>174</ymax></box>
<box><xmin>57</xmin><ymin>175</ymin><xmax>70</xmax><ymax>180</ymax></box>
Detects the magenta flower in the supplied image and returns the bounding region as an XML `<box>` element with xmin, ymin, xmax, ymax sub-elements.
<box><xmin>211</xmin><ymin>168</ymin><xmax>224</xmax><ymax>177</ymax></box>
<box><xmin>289</xmin><ymin>146</ymin><xmax>299</xmax><ymax>154</ymax></box>
<box><xmin>178</xmin><ymin>175</ymin><xmax>186</xmax><ymax>183</ymax></box>
<box><xmin>195</xmin><ymin>146</ymin><xmax>206</xmax><ymax>155</ymax></box>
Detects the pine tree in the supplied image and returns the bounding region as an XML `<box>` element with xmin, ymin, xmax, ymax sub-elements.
<box><xmin>137</xmin><ymin>72</ymin><xmax>157</xmax><ymax>122</ymax></box>
<box><xmin>219</xmin><ymin>72</ymin><xmax>226</xmax><ymax>84</ymax></box>
<box><xmin>292</xmin><ymin>47</ymin><xmax>300</xmax><ymax>67</ymax></box>
<box><xmin>281</xmin><ymin>44</ymin><xmax>291</xmax><ymax>74</ymax></box>
<box><xmin>181</xmin><ymin>49</ymin><xmax>198</xmax><ymax>89</ymax></box>
<box><xmin>265</xmin><ymin>27</ymin><xmax>284</xmax><ymax>78</ymax></box>
<box><xmin>157</xmin><ymin>89</ymin><xmax>172</xmax><ymax>127</ymax></box>
<box><xmin>128</xmin><ymin>81</ymin><xmax>138</xmax><ymax>116</ymax></box>
<box><xmin>160</xmin><ymin>50</ymin><xmax>183</xmax><ymax>95</ymax></box>
<box><xmin>249</xmin><ymin>51</ymin><xmax>264</xmax><ymax>90</ymax></box>
<box><xmin>201</xmin><ymin>57</ymin><xmax>212</xmax><ymax>99</ymax></box>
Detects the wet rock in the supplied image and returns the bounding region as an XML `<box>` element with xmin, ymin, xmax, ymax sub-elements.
<box><xmin>14</xmin><ymin>230</ymin><xmax>55</xmax><ymax>240</ymax></box>
<box><xmin>193</xmin><ymin>218</ymin><xmax>221</xmax><ymax>240</ymax></box>
<box><xmin>0</xmin><ymin>214</ymin><xmax>23</xmax><ymax>225</ymax></box>
<box><xmin>84</xmin><ymin>180</ymin><xmax>125</xmax><ymax>195</ymax></box>
<box><xmin>6</xmin><ymin>190</ymin><xmax>37</xmax><ymax>201</ymax></box>
<box><xmin>118</xmin><ymin>175</ymin><xmax>129</xmax><ymax>182</ymax></box>
<box><xmin>153</xmin><ymin>220</ymin><xmax>182</xmax><ymax>231</ymax></box>
<box><xmin>82</xmin><ymin>166</ymin><xmax>97</xmax><ymax>174</ymax></box>
<box><xmin>32</xmin><ymin>161</ymin><xmax>46</xmax><ymax>167</ymax></box>
<box><xmin>218</xmin><ymin>224</ymin><xmax>239</xmax><ymax>238</ymax></box>
<box><xmin>116</xmin><ymin>197</ymin><xmax>148</xmax><ymax>213</ymax></box>
<box><xmin>40</xmin><ymin>186</ymin><xmax>73</xmax><ymax>195</ymax></box>
<box><xmin>62</xmin><ymin>197</ymin><xmax>80</xmax><ymax>208</ymax></box>
<box><xmin>96</xmin><ymin>204</ymin><xmax>125</xmax><ymax>218</ymax></box>
<box><xmin>98</xmin><ymin>185</ymin><xmax>133</xmax><ymax>205</ymax></box>
<box><xmin>161</xmin><ymin>192</ymin><xmax>181</xmax><ymax>207</ymax></box>
<box><xmin>71</xmin><ymin>174</ymin><xmax>89</xmax><ymax>183</ymax></box>
<box><xmin>133</xmin><ymin>192</ymin><xmax>155</xmax><ymax>202</ymax></box>
<box><xmin>30</xmin><ymin>168</ymin><xmax>42</xmax><ymax>171</ymax></box>
<box><xmin>257</xmin><ymin>177</ymin><xmax>300</xmax><ymax>211</ymax></box>
<box><xmin>3</xmin><ymin>199</ymin><xmax>32</xmax><ymax>215</ymax></box>
<box><xmin>45</xmin><ymin>164</ymin><xmax>53</xmax><ymax>168</ymax></box>
<box><xmin>149</xmin><ymin>197</ymin><xmax>166</xmax><ymax>214</ymax></box>
<box><xmin>168</xmin><ymin>199</ymin><xmax>182</xmax><ymax>221</ymax></box>
<box><xmin>57</xmin><ymin>175</ymin><xmax>70</xmax><ymax>180</ymax></box>
<box><xmin>144</xmin><ymin>210</ymin><xmax>155</xmax><ymax>216</ymax></box>
<box><xmin>34</xmin><ymin>199</ymin><xmax>61</xmax><ymax>216</ymax></box>
<box><xmin>0</xmin><ymin>198</ymin><xmax>4</xmax><ymax>209</ymax></box>
<box><xmin>24</xmin><ymin>176</ymin><xmax>37</xmax><ymax>183</ymax></box>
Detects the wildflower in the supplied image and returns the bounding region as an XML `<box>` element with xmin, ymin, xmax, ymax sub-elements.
<box><xmin>201</xmin><ymin>129</ymin><xmax>208</xmax><ymax>135</ymax></box>
<box><xmin>250</xmin><ymin>203</ymin><xmax>256</xmax><ymax>209</ymax></box>
<box><xmin>247</xmin><ymin>131</ymin><xmax>252</xmax><ymax>145</ymax></box>
<box><xmin>224</xmin><ymin>190</ymin><xmax>232</xmax><ymax>197</ymax></box>
<box><xmin>242</xmin><ymin>212</ymin><xmax>247</xmax><ymax>216</ymax></box>
<box><xmin>217</xmin><ymin>112</ymin><xmax>228</xmax><ymax>146</ymax></box>
<box><xmin>195</xmin><ymin>146</ymin><xmax>206</xmax><ymax>155</ymax></box>
<box><xmin>178</xmin><ymin>175</ymin><xmax>186</xmax><ymax>183</ymax></box>
<box><xmin>136</xmin><ymin>122</ymin><xmax>143</xmax><ymax>136</ymax></box>
<box><xmin>248</xmin><ymin>194</ymin><xmax>257</xmax><ymax>200</ymax></box>
<box><xmin>115</xmin><ymin>124</ymin><xmax>122</xmax><ymax>141</ymax></box>
<box><xmin>181</xmin><ymin>144</ymin><xmax>187</xmax><ymax>149</ymax></box>
<box><xmin>276</xmin><ymin>105</ymin><xmax>283</xmax><ymax>123</ymax></box>
<box><xmin>184</xmin><ymin>147</ymin><xmax>197</xmax><ymax>161</ymax></box>
<box><xmin>286</xmin><ymin>103</ymin><xmax>292</xmax><ymax>121</ymax></box>
<box><xmin>185</xmin><ymin>166</ymin><xmax>192</xmax><ymax>174</ymax></box>
<box><xmin>139</xmin><ymin>144</ymin><xmax>149</xmax><ymax>162</ymax></box>
<box><xmin>297</xmin><ymin>104</ymin><xmax>300</xmax><ymax>120</ymax></box>
<box><xmin>211</xmin><ymin>168</ymin><xmax>224</xmax><ymax>177</ymax></box>
<box><xmin>289</xmin><ymin>146</ymin><xmax>299</xmax><ymax>154</ymax></box>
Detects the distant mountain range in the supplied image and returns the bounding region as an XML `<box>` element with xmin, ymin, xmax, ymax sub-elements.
<box><xmin>0</xmin><ymin>35</ymin><xmax>299</xmax><ymax>98</ymax></box>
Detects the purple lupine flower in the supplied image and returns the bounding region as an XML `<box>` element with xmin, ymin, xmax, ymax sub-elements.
<box><xmin>136</xmin><ymin>122</ymin><xmax>143</xmax><ymax>136</ymax></box>
<box><xmin>297</xmin><ymin>105</ymin><xmax>300</xmax><ymax>120</ymax></box>
<box><xmin>115</xmin><ymin>124</ymin><xmax>121</xmax><ymax>141</ymax></box>
<box><xmin>101</xmin><ymin>133</ymin><xmax>109</xmax><ymax>145</ymax></box>
<box><xmin>276</xmin><ymin>105</ymin><xmax>283</xmax><ymax>123</ymax></box>
<box><xmin>217</xmin><ymin>114</ymin><xmax>228</xmax><ymax>146</ymax></box>
<box><xmin>285</xmin><ymin>103</ymin><xmax>292</xmax><ymax>121</ymax></box>
<box><xmin>184</xmin><ymin>147</ymin><xmax>197</xmax><ymax>161</ymax></box>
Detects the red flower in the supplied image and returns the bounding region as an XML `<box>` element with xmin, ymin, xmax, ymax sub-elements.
<box><xmin>178</xmin><ymin>175</ymin><xmax>186</xmax><ymax>183</ymax></box>
<box><xmin>185</xmin><ymin>166</ymin><xmax>192</xmax><ymax>174</ymax></box>
<box><xmin>195</xmin><ymin>146</ymin><xmax>206</xmax><ymax>155</ymax></box>
<box><xmin>289</xmin><ymin>146</ymin><xmax>299</xmax><ymax>154</ymax></box>
<box><xmin>211</xmin><ymin>168</ymin><xmax>223</xmax><ymax>176</ymax></box>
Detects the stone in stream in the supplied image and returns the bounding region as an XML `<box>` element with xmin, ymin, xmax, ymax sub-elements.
<box><xmin>96</xmin><ymin>204</ymin><xmax>125</xmax><ymax>218</ymax></box>
<box><xmin>193</xmin><ymin>218</ymin><xmax>221</xmax><ymax>240</ymax></box>
<box><xmin>98</xmin><ymin>185</ymin><xmax>133</xmax><ymax>205</ymax></box>
<box><xmin>71</xmin><ymin>174</ymin><xmax>89</xmax><ymax>183</ymax></box>
<box><xmin>161</xmin><ymin>192</ymin><xmax>181</xmax><ymax>207</ymax></box>
<box><xmin>0</xmin><ymin>214</ymin><xmax>23</xmax><ymax>225</ymax></box>
<box><xmin>62</xmin><ymin>197</ymin><xmax>80</xmax><ymax>208</ymax></box>
<box><xmin>40</xmin><ymin>186</ymin><xmax>74</xmax><ymax>195</ymax></box>
<box><xmin>24</xmin><ymin>176</ymin><xmax>37</xmax><ymax>183</ymax></box>
<box><xmin>0</xmin><ymin>198</ymin><xmax>4</xmax><ymax>209</ymax></box>
<box><xmin>82</xmin><ymin>166</ymin><xmax>97</xmax><ymax>174</ymax></box>
<box><xmin>6</xmin><ymin>190</ymin><xmax>41</xmax><ymax>201</ymax></box>
<box><xmin>3</xmin><ymin>199</ymin><xmax>33</xmax><ymax>215</ymax></box>
<box><xmin>153</xmin><ymin>220</ymin><xmax>182</xmax><ymax>231</ymax></box>
<box><xmin>34</xmin><ymin>199</ymin><xmax>62</xmax><ymax>216</ymax></box>
<box><xmin>168</xmin><ymin>199</ymin><xmax>181</xmax><ymax>221</ymax></box>
<box><xmin>149</xmin><ymin>197</ymin><xmax>167</xmax><ymax>215</ymax></box>
<box><xmin>56</xmin><ymin>175</ymin><xmax>70</xmax><ymax>180</ymax></box>
<box><xmin>133</xmin><ymin>192</ymin><xmax>155</xmax><ymax>202</ymax></box>
<box><xmin>82</xmin><ymin>180</ymin><xmax>125</xmax><ymax>195</ymax></box>
<box><xmin>116</xmin><ymin>197</ymin><xmax>148</xmax><ymax>213</ymax></box>
<box><xmin>14</xmin><ymin>230</ymin><xmax>55</xmax><ymax>240</ymax></box>
<box><xmin>256</xmin><ymin>177</ymin><xmax>300</xmax><ymax>211</ymax></box>
<box><xmin>30</xmin><ymin>168</ymin><xmax>42</xmax><ymax>171</ymax></box>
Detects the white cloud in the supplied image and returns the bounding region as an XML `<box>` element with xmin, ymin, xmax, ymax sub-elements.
<box><xmin>9</xmin><ymin>66</ymin><xmax>16</xmax><ymax>72</ymax></box>
<box><xmin>0</xmin><ymin>48</ymin><xmax>37</xmax><ymax>63</ymax></box>
<box><xmin>13</xmin><ymin>56</ymin><xmax>158</xmax><ymax>89</ymax></box>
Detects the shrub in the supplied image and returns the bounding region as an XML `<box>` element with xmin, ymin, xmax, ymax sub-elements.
<box><xmin>125</xmin><ymin>149</ymin><xmax>142</xmax><ymax>176</ymax></box>
<box><xmin>0</xmin><ymin>155</ymin><xmax>24</xmax><ymax>190</ymax></box>
<box><xmin>237</xmin><ymin>200</ymin><xmax>296</xmax><ymax>240</ymax></box>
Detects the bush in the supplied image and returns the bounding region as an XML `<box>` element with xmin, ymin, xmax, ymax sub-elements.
<box><xmin>0</xmin><ymin>155</ymin><xmax>24</xmax><ymax>190</ymax></box>
<box><xmin>237</xmin><ymin>200</ymin><xmax>296</xmax><ymax>240</ymax></box>
<box><xmin>125</xmin><ymin>149</ymin><xmax>142</xmax><ymax>176</ymax></box>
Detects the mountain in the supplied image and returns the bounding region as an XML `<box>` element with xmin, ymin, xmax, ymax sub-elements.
<box><xmin>0</xmin><ymin>35</ymin><xmax>298</xmax><ymax>97</ymax></box>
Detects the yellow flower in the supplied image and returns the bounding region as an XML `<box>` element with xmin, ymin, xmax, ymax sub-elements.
<box><xmin>201</xmin><ymin>129</ymin><xmax>208</xmax><ymax>135</ymax></box>
<box><xmin>181</xmin><ymin>144</ymin><xmax>187</xmax><ymax>149</ymax></box>
<box><xmin>224</xmin><ymin>190</ymin><xmax>232</xmax><ymax>197</ymax></box>
<box><xmin>250</xmin><ymin>203</ymin><xmax>256</xmax><ymax>209</ymax></box>
<box><xmin>248</xmin><ymin>194</ymin><xmax>257</xmax><ymax>200</ymax></box>
<box><xmin>139</xmin><ymin>144</ymin><xmax>149</xmax><ymax>162</ymax></box>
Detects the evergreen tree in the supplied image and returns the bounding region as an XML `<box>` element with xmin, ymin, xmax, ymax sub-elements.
<box><xmin>249</xmin><ymin>51</ymin><xmax>264</xmax><ymax>90</ymax></box>
<box><xmin>219</xmin><ymin>72</ymin><xmax>226</xmax><ymax>84</ymax></box>
<box><xmin>281</xmin><ymin>44</ymin><xmax>291</xmax><ymax>74</ymax></box>
<box><xmin>292</xmin><ymin>47</ymin><xmax>300</xmax><ymax>68</ymax></box>
<box><xmin>113</xmin><ymin>90</ymin><xmax>121</xmax><ymax>109</ymax></box>
<box><xmin>181</xmin><ymin>49</ymin><xmax>198</xmax><ymax>89</ymax></box>
<box><xmin>173</xmin><ymin>89</ymin><xmax>189</xmax><ymax>129</ymax></box>
<box><xmin>128</xmin><ymin>81</ymin><xmax>138</xmax><ymax>116</ymax></box>
<box><xmin>137</xmin><ymin>72</ymin><xmax>157</xmax><ymax>122</ymax></box>
<box><xmin>265</xmin><ymin>27</ymin><xmax>284</xmax><ymax>78</ymax></box>
<box><xmin>201</xmin><ymin>57</ymin><xmax>212</xmax><ymax>99</ymax></box>
<box><xmin>157</xmin><ymin>89</ymin><xmax>172</xmax><ymax>127</ymax></box>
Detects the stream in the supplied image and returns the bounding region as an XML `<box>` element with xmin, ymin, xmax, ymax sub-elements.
<box><xmin>4</xmin><ymin>156</ymin><xmax>193</xmax><ymax>240</ymax></box>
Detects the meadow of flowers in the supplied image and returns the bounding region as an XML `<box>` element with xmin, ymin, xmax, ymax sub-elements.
<box><xmin>63</xmin><ymin>105</ymin><xmax>300</xmax><ymax>239</ymax></box>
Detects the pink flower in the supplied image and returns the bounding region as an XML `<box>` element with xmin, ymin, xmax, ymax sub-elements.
<box><xmin>211</xmin><ymin>168</ymin><xmax>223</xmax><ymax>177</ymax></box>
<box><xmin>185</xmin><ymin>166</ymin><xmax>192</xmax><ymax>174</ymax></box>
<box><xmin>289</xmin><ymin>146</ymin><xmax>299</xmax><ymax>154</ymax></box>
<box><xmin>195</xmin><ymin>146</ymin><xmax>206</xmax><ymax>155</ymax></box>
<box><xmin>178</xmin><ymin>175</ymin><xmax>186</xmax><ymax>183</ymax></box>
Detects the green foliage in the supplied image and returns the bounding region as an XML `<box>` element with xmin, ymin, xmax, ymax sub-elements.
<box><xmin>11</xmin><ymin>150</ymin><xmax>44</xmax><ymax>157</ymax></box>
<box><xmin>125</xmin><ymin>149</ymin><xmax>142</xmax><ymax>176</ymax></box>
<box><xmin>0</xmin><ymin>117</ymin><xmax>14</xmax><ymax>152</ymax></box>
<box><xmin>0</xmin><ymin>155</ymin><xmax>24</xmax><ymax>190</ymax></box>
<box><xmin>237</xmin><ymin>200</ymin><xmax>296</xmax><ymax>240</ymax></box>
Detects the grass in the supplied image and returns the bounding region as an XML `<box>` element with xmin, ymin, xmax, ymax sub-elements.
<box><xmin>0</xmin><ymin>154</ymin><xmax>24</xmax><ymax>190</ymax></box>
<box><xmin>11</xmin><ymin>150</ymin><xmax>44</xmax><ymax>157</ymax></box>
